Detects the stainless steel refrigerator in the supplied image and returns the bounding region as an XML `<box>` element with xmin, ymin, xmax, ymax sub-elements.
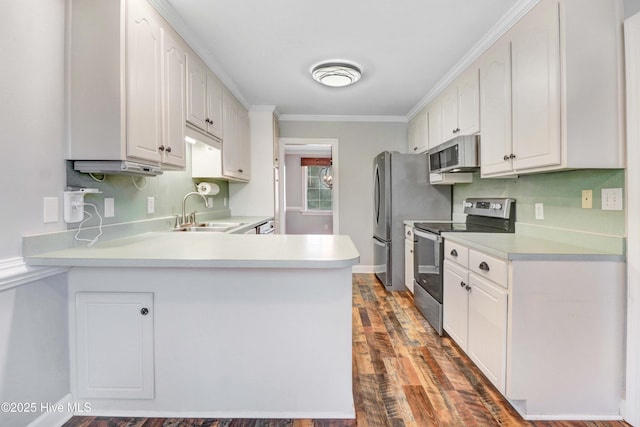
<box><xmin>373</xmin><ymin>151</ymin><xmax>452</xmax><ymax>291</ymax></box>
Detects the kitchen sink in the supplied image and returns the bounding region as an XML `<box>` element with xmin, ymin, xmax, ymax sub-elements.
<box><xmin>172</xmin><ymin>222</ymin><xmax>245</xmax><ymax>233</ymax></box>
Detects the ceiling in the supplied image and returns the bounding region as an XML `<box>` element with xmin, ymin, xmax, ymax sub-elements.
<box><xmin>155</xmin><ymin>0</ymin><xmax>536</xmax><ymax>119</ymax></box>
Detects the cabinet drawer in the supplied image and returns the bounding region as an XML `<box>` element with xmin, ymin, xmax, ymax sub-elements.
<box><xmin>469</xmin><ymin>249</ymin><xmax>508</xmax><ymax>288</ymax></box>
<box><xmin>445</xmin><ymin>240</ymin><xmax>469</xmax><ymax>267</ymax></box>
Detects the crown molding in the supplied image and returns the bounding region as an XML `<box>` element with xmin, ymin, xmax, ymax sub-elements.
<box><xmin>148</xmin><ymin>0</ymin><xmax>251</xmax><ymax>110</ymax></box>
<box><xmin>278</xmin><ymin>114</ymin><xmax>408</xmax><ymax>123</ymax></box>
<box><xmin>406</xmin><ymin>0</ymin><xmax>541</xmax><ymax>120</ymax></box>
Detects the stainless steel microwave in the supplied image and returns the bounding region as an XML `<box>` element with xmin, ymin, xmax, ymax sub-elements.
<box><xmin>427</xmin><ymin>135</ymin><xmax>479</xmax><ymax>174</ymax></box>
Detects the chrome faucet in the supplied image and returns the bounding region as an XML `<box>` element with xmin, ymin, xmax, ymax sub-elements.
<box><xmin>180</xmin><ymin>192</ymin><xmax>210</xmax><ymax>226</ymax></box>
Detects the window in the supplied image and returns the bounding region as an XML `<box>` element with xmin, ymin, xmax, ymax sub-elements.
<box><xmin>304</xmin><ymin>166</ymin><xmax>332</xmax><ymax>211</ymax></box>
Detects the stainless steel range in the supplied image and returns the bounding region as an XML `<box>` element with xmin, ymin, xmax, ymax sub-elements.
<box><xmin>412</xmin><ymin>198</ymin><xmax>516</xmax><ymax>335</ymax></box>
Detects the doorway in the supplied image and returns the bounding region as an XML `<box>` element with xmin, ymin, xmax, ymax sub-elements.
<box><xmin>277</xmin><ymin>138</ymin><xmax>339</xmax><ymax>235</ymax></box>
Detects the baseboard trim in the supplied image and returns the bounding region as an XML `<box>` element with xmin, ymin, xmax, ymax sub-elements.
<box><xmin>69</xmin><ymin>409</ymin><xmax>356</xmax><ymax>420</ymax></box>
<box><xmin>352</xmin><ymin>265</ymin><xmax>374</xmax><ymax>274</ymax></box>
<box><xmin>27</xmin><ymin>393</ymin><xmax>74</xmax><ymax>427</ymax></box>
<box><xmin>522</xmin><ymin>414</ymin><xmax>623</xmax><ymax>421</ymax></box>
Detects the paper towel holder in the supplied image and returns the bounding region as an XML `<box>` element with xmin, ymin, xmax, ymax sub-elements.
<box><xmin>196</xmin><ymin>182</ymin><xmax>220</xmax><ymax>196</ymax></box>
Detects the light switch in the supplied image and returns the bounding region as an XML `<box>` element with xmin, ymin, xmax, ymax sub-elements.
<box><xmin>535</xmin><ymin>203</ymin><xmax>544</xmax><ymax>220</ymax></box>
<box><xmin>43</xmin><ymin>197</ymin><xmax>59</xmax><ymax>223</ymax></box>
<box><xmin>602</xmin><ymin>188</ymin><xmax>623</xmax><ymax>211</ymax></box>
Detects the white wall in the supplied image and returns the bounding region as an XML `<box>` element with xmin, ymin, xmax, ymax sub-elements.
<box><xmin>1</xmin><ymin>0</ymin><xmax>67</xmax><ymax>259</ymax></box>
<box><xmin>278</xmin><ymin>120</ymin><xmax>407</xmax><ymax>266</ymax></box>
<box><xmin>0</xmin><ymin>1</ymin><xmax>72</xmax><ymax>425</ymax></box>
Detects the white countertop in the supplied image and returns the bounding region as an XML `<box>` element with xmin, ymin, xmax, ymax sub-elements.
<box><xmin>26</xmin><ymin>232</ymin><xmax>360</xmax><ymax>269</ymax></box>
<box><xmin>443</xmin><ymin>232</ymin><xmax>625</xmax><ymax>261</ymax></box>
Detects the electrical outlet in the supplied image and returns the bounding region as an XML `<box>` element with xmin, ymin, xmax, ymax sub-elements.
<box><xmin>535</xmin><ymin>203</ymin><xmax>544</xmax><ymax>220</ymax></box>
<box><xmin>582</xmin><ymin>190</ymin><xmax>592</xmax><ymax>209</ymax></box>
<box><xmin>602</xmin><ymin>188</ymin><xmax>623</xmax><ymax>211</ymax></box>
<box><xmin>104</xmin><ymin>198</ymin><xmax>115</xmax><ymax>218</ymax></box>
<box><xmin>147</xmin><ymin>197</ymin><xmax>155</xmax><ymax>214</ymax></box>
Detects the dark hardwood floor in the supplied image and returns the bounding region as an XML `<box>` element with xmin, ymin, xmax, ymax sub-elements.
<box><xmin>64</xmin><ymin>274</ymin><xmax>630</xmax><ymax>427</ymax></box>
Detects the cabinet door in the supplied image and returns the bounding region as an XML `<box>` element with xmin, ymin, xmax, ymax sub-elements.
<box><xmin>427</xmin><ymin>99</ymin><xmax>443</xmax><ymax>149</ymax></box>
<box><xmin>408</xmin><ymin>110</ymin><xmax>428</xmax><ymax>153</ymax></box>
<box><xmin>206</xmin><ymin>73</ymin><xmax>224</xmax><ymax>139</ymax></box>
<box><xmin>443</xmin><ymin>261</ymin><xmax>469</xmax><ymax>350</ymax></box>
<box><xmin>186</xmin><ymin>53</ymin><xmax>208</xmax><ymax>132</ymax></box>
<box><xmin>404</xmin><ymin>238</ymin><xmax>414</xmax><ymax>293</ymax></box>
<box><xmin>457</xmin><ymin>67</ymin><xmax>480</xmax><ymax>135</ymax></box>
<box><xmin>126</xmin><ymin>0</ymin><xmax>162</xmax><ymax>163</ymax></box>
<box><xmin>480</xmin><ymin>38</ymin><xmax>514</xmax><ymax>176</ymax></box>
<box><xmin>161</xmin><ymin>28</ymin><xmax>186</xmax><ymax>168</ymax></box>
<box><xmin>237</xmin><ymin>106</ymin><xmax>251</xmax><ymax>180</ymax></box>
<box><xmin>467</xmin><ymin>273</ymin><xmax>507</xmax><ymax>393</ymax></box>
<box><xmin>441</xmin><ymin>87</ymin><xmax>459</xmax><ymax>142</ymax></box>
<box><xmin>76</xmin><ymin>292</ymin><xmax>154</xmax><ymax>399</ymax></box>
<box><xmin>511</xmin><ymin>0</ymin><xmax>561</xmax><ymax>171</ymax></box>
<box><xmin>221</xmin><ymin>92</ymin><xmax>250</xmax><ymax>181</ymax></box>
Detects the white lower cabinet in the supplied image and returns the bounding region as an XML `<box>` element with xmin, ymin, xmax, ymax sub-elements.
<box><xmin>467</xmin><ymin>273</ymin><xmax>507</xmax><ymax>392</ymax></box>
<box><xmin>442</xmin><ymin>261</ymin><xmax>469</xmax><ymax>350</ymax></box>
<box><xmin>443</xmin><ymin>252</ymin><xmax>507</xmax><ymax>393</ymax></box>
<box><xmin>443</xmin><ymin>238</ymin><xmax>626</xmax><ymax>418</ymax></box>
<box><xmin>75</xmin><ymin>292</ymin><xmax>154</xmax><ymax>399</ymax></box>
<box><xmin>404</xmin><ymin>225</ymin><xmax>415</xmax><ymax>293</ymax></box>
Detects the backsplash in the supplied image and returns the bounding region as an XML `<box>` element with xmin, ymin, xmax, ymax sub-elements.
<box><xmin>453</xmin><ymin>169</ymin><xmax>625</xmax><ymax>237</ymax></box>
<box><xmin>65</xmin><ymin>144</ymin><xmax>229</xmax><ymax>228</ymax></box>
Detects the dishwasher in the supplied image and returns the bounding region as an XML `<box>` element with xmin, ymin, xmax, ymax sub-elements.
<box><xmin>257</xmin><ymin>220</ymin><xmax>275</xmax><ymax>234</ymax></box>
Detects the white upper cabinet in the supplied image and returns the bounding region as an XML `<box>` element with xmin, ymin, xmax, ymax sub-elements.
<box><xmin>408</xmin><ymin>110</ymin><xmax>428</xmax><ymax>153</ymax></box>
<box><xmin>479</xmin><ymin>38</ymin><xmax>513</xmax><ymax>176</ymax></box>
<box><xmin>480</xmin><ymin>0</ymin><xmax>624</xmax><ymax>177</ymax></box>
<box><xmin>192</xmin><ymin>90</ymin><xmax>250</xmax><ymax>182</ymax></box>
<box><xmin>457</xmin><ymin>68</ymin><xmax>481</xmax><ymax>136</ymax></box>
<box><xmin>427</xmin><ymin>97</ymin><xmax>444</xmax><ymax>149</ymax></box>
<box><xmin>160</xmin><ymin>27</ymin><xmax>187</xmax><ymax>169</ymax></box>
<box><xmin>438</xmin><ymin>67</ymin><xmax>480</xmax><ymax>145</ymax></box>
<box><xmin>67</xmin><ymin>0</ymin><xmax>188</xmax><ymax>170</ymax></box>
<box><xmin>222</xmin><ymin>90</ymin><xmax>250</xmax><ymax>181</ymax></box>
<box><xmin>126</xmin><ymin>0</ymin><xmax>163</xmax><ymax>163</ymax></box>
<box><xmin>186</xmin><ymin>54</ymin><xmax>223</xmax><ymax>140</ymax></box>
<box><xmin>441</xmin><ymin>86</ymin><xmax>459</xmax><ymax>142</ymax></box>
<box><xmin>510</xmin><ymin>0</ymin><xmax>561</xmax><ymax>172</ymax></box>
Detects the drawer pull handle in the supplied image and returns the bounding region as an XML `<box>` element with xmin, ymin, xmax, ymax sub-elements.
<box><xmin>140</xmin><ymin>307</ymin><xmax>149</xmax><ymax>316</ymax></box>
<box><xmin>465</xmin><ymin>285</ymin><xmax>471</xmax><ymax>292</ymax></box>
<box><xmin>460</xmin><ymin>281</ymin><xmax>466</xmax><ymax>288</ymax></box>
<box><xmin>450</xmin><ymin>249</ymin><xmax>458</xmax><ymax>257</ymax></box>
<box><xmin>479</xmin><ymin>261</ymin><xmax>490</xmax><ymax>272</ymax></box>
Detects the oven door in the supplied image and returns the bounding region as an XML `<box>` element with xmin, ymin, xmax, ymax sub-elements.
<box><xmin>413</xmin><ymin>229</ymin><xmax>443</xmax><ymax>303</ymax></box>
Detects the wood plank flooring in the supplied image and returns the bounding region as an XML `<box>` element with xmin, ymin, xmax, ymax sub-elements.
<box><xmin>64</xmin><ymin>274</ymin><xmax>630</xmax><ymax>427</ymax></box>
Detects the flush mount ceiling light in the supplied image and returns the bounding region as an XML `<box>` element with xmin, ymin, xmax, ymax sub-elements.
<box><xmin>311</xmin><ymin>62</ymin><xmax>362</xmax><ymax>87</ymax></box>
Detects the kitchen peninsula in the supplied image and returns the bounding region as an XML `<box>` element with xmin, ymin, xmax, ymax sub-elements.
<box><xmin>27</xmin><ymin>232</ymin><xmax>359</xmax><ymax>419</ymax></box>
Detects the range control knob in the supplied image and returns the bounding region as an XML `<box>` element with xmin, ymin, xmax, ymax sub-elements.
<box><xmin>464</xmin><ymin>202</ymin><xmax>473</xmax><ymax>208</ymax></box>
<box><xmin>491</xmin><ymin>203</ymin><xmax>503</xmax><ymax>210</ymax></box>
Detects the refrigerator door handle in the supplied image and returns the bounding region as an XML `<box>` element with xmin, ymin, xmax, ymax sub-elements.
<box><xmin>373</xmin><ymin>237</ymin><xmax>387</xmax><ymax>247</ymax></box>
<box><xmin>374</xmin><ymin>164</ymin><xmax>381</xmax><ymax>224</ymax></box>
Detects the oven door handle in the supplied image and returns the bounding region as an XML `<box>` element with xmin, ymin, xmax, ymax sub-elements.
<box><xmin>414</xmin><ymin>229</ymin><xmax>442</xmax><ymax>242</ymax></box>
